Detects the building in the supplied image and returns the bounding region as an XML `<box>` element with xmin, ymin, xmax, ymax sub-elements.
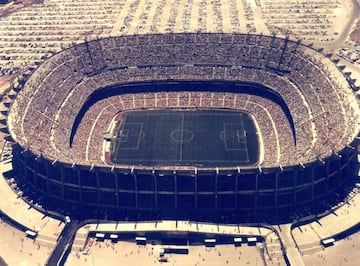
<box><xmin>8</xmin><ymin>33</ymin><xmax>360</xmax><ymax>223</ymax></box>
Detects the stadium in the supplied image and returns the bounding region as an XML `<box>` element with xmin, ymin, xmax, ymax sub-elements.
<box><xmin>7</xmin><ymin>33</ymin><xmax>360</xmax><ymax>223</ymax></box>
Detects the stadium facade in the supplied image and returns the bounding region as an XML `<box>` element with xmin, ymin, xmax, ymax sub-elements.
<box><xmin>8</xmin><ymin>33</ymin><xmax>360</xmax><ymax>223</ymax></box>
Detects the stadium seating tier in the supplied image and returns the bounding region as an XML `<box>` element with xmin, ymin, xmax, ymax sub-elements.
<box><xmin>7</xmin><ymin>33</ymin><xmax>360</xmax><ymax>169</ymax></box>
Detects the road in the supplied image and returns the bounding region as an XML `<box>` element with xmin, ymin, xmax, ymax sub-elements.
<box><xmin>46</xmin><ymin>220</ymin><xmax>80</xmax><ymax>266</ymax></box>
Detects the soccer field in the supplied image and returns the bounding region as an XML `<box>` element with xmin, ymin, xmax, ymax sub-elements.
<box><xmin>110</xmin><ymin>109</ymin><xmax>259</xmax><ymax>167</ymax></box>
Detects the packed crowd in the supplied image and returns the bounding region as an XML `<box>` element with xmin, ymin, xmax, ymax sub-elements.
<box><xmin>69</xmin><ymin>91</ymin><xmax>295</xmax><ymax>167</ymax></box>
<box><xmin>7</xmin><ymin>33</ymin><xmax>359</xmax><ymax>169</ymax></box>
<box><xmin>0</xmin><ymin>0</ymin><xmax>352</xmax><ymax>76</ymax></box>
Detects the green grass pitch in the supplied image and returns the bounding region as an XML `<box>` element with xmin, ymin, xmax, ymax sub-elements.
<box><xmin>110</xmin><ymin>109</ymin><xmax>259</xmax><ymax>167</ymax></box>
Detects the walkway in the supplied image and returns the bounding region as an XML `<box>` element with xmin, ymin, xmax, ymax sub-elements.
<box><xmin>0</xmin><ymin>161</ymin><xmax>65</xmax><ymax>248</ymax></box>
<box><xmin>278</xmin><ymin>224</ymin><xmax>305</xmax><ymax>266</ymax></box>
<box><xmin>72</xmin><ymin>220</ymin><xmax>275</xmax><ymax>251</ymax></box>
<box><xmin>292</xmin><ymin>188</ymin><xmax>360</xmax><ymax>255</ymax></box>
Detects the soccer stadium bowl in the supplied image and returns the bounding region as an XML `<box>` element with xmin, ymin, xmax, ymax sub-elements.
<box><xmin>7</xmin><ymin>33</ymin><xmax>360</xmax><ymax>223</ymax></box>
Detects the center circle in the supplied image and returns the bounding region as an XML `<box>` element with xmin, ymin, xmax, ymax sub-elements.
<box><xmin>170</xmin><ymin>129</ymin><xmax>194</xmax><ymax>143</ymax></box>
